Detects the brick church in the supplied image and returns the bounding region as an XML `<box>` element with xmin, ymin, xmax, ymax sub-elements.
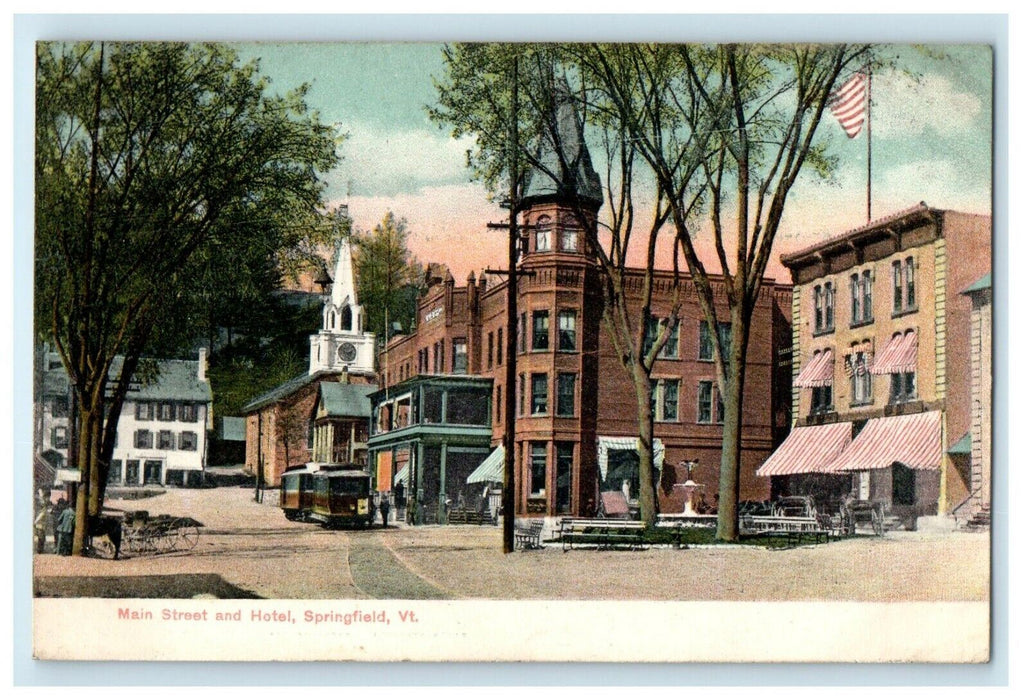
<box><xmin>372</xmin><ymin>88</ymin><xmax>793</xmax><ymax>520</ymax></box>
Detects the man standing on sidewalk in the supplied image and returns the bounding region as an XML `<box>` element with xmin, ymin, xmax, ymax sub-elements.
<box><xmin>56</xmin><ymin>501</ymin><xmax>76</xmax><ymax>555</ymax></box>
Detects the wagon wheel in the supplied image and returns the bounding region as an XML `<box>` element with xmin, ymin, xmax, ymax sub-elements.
<box><xmin>123</xmin><ymin>527</ymin><xmax>144</xmax><ymax>555</ymax></box>
<box><xmin>152</xmin><ymin>527</ymin><xmax>178</xmax><ymax>553</ymax></box>
<box><xmin>177</xmin><ymin>524</ymin><xmax>201</xmax><ymax>550</ymax></box>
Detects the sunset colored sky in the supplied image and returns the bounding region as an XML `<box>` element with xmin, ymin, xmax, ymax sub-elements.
<box><xmin>239</xmin><ymin>43</ymin><xmax>992</xmax><ymax>282</ymax></box>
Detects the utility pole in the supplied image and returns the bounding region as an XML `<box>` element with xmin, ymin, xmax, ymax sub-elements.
<box><xmin>502</xmin><ymin>55</ymin><xmax>519</xmax><ymax>554</ymax></box>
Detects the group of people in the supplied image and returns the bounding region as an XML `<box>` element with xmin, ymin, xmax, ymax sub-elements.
<box><xmin>34</xmin><ymin>494</ymin><xmax>76</xmax><ymax>555</ymax></box>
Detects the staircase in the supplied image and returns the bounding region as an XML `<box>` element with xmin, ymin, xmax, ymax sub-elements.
<box><xmin>962</xmin><ymin>503</ymin><xmax>991</xmax><ymax>532</ymax></box>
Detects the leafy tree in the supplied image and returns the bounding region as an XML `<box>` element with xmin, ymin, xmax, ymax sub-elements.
<box><xmin>432</xmin><ymin>44</ymin><xmax>695</xmax><ymax>526</ymax></box>
<box><xmin>352</xmin><ymin>211</ymin><xmax>422</xmax><ymax>342</ymax></box>
<box><xmin>35</xmin><ymin>41</ymin><xmax>339</xmax><ymax>554</ymax></box>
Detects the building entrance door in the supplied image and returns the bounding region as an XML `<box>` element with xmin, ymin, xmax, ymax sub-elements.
<box><xmin>143</xmin><ymin>460</ymin><xmax>163</xmax><ymax>485</ymax></box>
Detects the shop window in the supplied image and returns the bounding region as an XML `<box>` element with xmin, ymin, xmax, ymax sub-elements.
<box><xmin>530</xmin><ymin>443</ymin><xmax>547</xmax><ymax>496</ymax></box>
<box><xmin>556</xmin><ymin>443</ymin><xmax>574</xmax><ymax>514</ymax></box>
<box><xmin>125</xmin><ymin>460</ymin><xmax>140</xmax><ymax>484</ymax></box>
<box><xmin>892</xmin><ymin>464</ymin><xmax>916</xmax><ymax>506</ymax></box>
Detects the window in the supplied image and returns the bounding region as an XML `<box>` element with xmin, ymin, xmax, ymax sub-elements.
<box><xmin>889</xmin><ymin>371</ymin><xmax>917</xmax><ymax>404</ymax></box>
<box><xmin>157</xmin><ymin>402</ymin><xmax>175</xmax><ymax>421</ymax></box>
<box><xmin>699</xmin><ymin>321</ymin><xmax>731</xmax><ymax>361</ymax></box>
<box><xmin>52</xmin><ymin>396</ymin><xmax>69</xmax><ymax>417</ymax></box>
<box><xmin>487</xmin><ymin>332</ymin><xmax>494</xmax><ymax>369</ymax></box>
<box><xmin>862</xmin><ymin>270</ymin><xmax>873</xmax><ymax>321</ymax></box>
<box><xmin>496</xmin><ymin>328</ymin><xmax>503</xmax><ymax>365</ymax></box>
<box><xmin>557</xmin><ymin>373</ymin><xmax>576</xmax><ymax>417</ymax></box>
<box><xmin>179</xmin><ymin>403</ymin><xmax>198</xmax><ymax>422</ymax></box>
<box><xmin>814</xmin><ymin>283</ymin><xmax>835</xmax><ymax>333</ymax></box>
<box><xmin>558</xmin><ymin>310</ymin><xmax>577</xmax><ymax>351</ymax></box>
<box><xmin>134</xmin><ymin>429</ymin><xmax>153</xmax><ymax>449</ymax></box>
<box><xmin>51</xmin><ymin>425</ymin><xmax>68</xmax><ymax>449</ymax></box>
<box><xmin>646</xmin><ymin>317</ymin><xmax>680</xmax><ymax>359</ymax></box>
<box><xmin>530</xmin><ymin>443</ymin><xmax>547</xmax><ymax>496</ymax></box>
<box><xmin>519</xmin><ymin>313</ymin><xmax>527</xmax><ymax>353</ymax></box>
<box><xmin>814</xmin><ymin>285</ymin><xmax>823</xmax><ymax>331</ymax></box>
<box><xmin>905</xmin><ymin>256</ymin><xmax>916</xmax><ymax>309</ymax></box>
<box><xmin>532</xmin><ymin>310</ymin><xmax>550</xmax><ymax>350</ymax></box>
<box><xmin>158</xmin><ymin>430</ymin><xmax>174</xmax><ymax>450</ymax></box>
<box><xmin>135</xmin><ymin>402</ymin><xmax>154</xmax><ymax>421</ymax></box>
<box><xmin>811</xmin><ymin>385</ymin><xmax>833</xmax><ymax>414</ymax></box>
<box><xmin>125</xmin><ymin>460</ymin><xmax>140</xmax><ymax>484</ymax></box>
<box><xmin>556</xmin><ymin>443</ymin><xmax>573</xmax><ymax>514</ymax></box>
<box><xmin>452</xmin><ymin>339</ymin><xmax>468</xmax><ymax>373</ymax></box>
<box><xmin>518</xmin><ymin>374</ymin><xmax>525</xmax><ymax>417</ymax></box>
<box><xmin>495</xmin><ymin>385</ymin><xmax>502</xmax><ymax>424</ymax></box>
<box><xmin>108</xmin><ymin>460</ymin><xmax>123</xmax><ymax>485</ymax></box>
<box><xmin>892</xmin><ymin>258</ymin><xmax>916</xmax><ymax>315</ymax></box>
<box><xmin>531</xmin><ymin>373</ymin><xmax>548</xmax><ymax>415</ymax></box>
<box><xmin>535</xmin><ymin>216</ymin><xmax>552</xmax><ymax>252</ymax></box>
<box><xmin>560</xmin><ymin>225</ymin><xmax>577</xmax><ymax>252</ymax></box>
<box><xmin>850</xmin><ymin>351</ymin><xmax>873</xmax><ymax>406</ymax></box>
<box><xmin>652</xmin><ymin>378</ymin><xmax>680</xmax><ymax>422</ymax></box>
<box><xmin>824</xmin><ymin>281</ymin><xmax>835</xmax><ymax>330</ymax></box>
<box><xmin>851</xmin><ymin>272</ymin><xmax>874</xmax><ymax>325</ymax></box>
<box><xmin>698</xmin><ymin>381</ymin><xmax>714</xmax><ymax>424</ymax></box>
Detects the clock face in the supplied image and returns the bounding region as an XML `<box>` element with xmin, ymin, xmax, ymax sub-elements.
<box><xmin>338</xmin><ymin>342</ymin><xmax>357</xmax><ymax>363</ymax></box>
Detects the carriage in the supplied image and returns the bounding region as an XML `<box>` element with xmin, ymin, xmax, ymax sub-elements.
<box><xmin>90</xmin><ymin>510</ymin><xmax>202</xmax><ymax>558</ymax></box>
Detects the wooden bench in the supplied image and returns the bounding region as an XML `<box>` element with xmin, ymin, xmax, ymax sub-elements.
<box><xmin>740</xmin><ymin>515</ymin><xmax>832</xmax><ymax>546</ymax></box>
<box><xmin>559</xmin><ymin>518</ymin><xmax>646</xmax><ymax>552</ymax></box>
<box><xmin>447</xmin><ymin>507</ymin><xmax>494</xmax><ymax>525</ymax></box>
<box><xmin>514</xmin><ymin>519</ymin><xmax>544</xmax><ymax>549</ymax></box>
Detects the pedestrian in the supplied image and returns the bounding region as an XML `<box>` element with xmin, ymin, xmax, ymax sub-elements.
<box><xmin>56</xmin><ymin>500</ymin><xmax>76</xmax><ymax>555</ymax></box>
<box><xmin>34</xmin><ymin>494</ymin><xmax>48</xmax><ymax>554</ymax></box>
<box><xmin>51</xmin><ymin>498</ymin><xmax>67</xmax><ymax>550</ymax></box>
<box><xmin>379</xmin><ymin>493</ymin><xmax>391</xmax><ymax>528</ymax></box>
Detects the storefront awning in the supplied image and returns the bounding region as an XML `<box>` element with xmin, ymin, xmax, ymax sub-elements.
<box><xmin>466</xmin><ymin>446</ymin><xmax>504</xmax><ymax>484</ymax></box>
<box><xmin>393</xmin><ymin>464</ymin><xmax>409</xmax><ymax>487</ymax></box>
<box><xmin>756</xmin><ymin>422</ymin><xmax>853</xmax><ymax>477</ymax></box>
<box><xmin>794</xmin><ymin>349</ymin><xmax>834</xmax><ymax>387</ymax></box>
<box><xmin>870</xmin><ymin>330</ymin><xmax>917</xmax><ymax>375</ymax></box>
<box><xmin>597</xmin><ymin>437</ymin><xmax>664</xmax><ymax>481</ymax></box>
<box><xmin>826</xmin><ymin>410</ymin><xmax>942</xmax><ymax>472</ymax></box>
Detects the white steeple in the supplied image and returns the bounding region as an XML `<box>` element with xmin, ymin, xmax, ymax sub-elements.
<box><xmin>309</xmin><ymin>236</ymin><xmax>376</xmax><ymax>376</ymax></box>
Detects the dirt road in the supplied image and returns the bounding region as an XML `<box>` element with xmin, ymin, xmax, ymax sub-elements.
<box><xmin>32</xmin><ymin>486</ymin><xmax>990</xmax><ymax>601</ymax></box>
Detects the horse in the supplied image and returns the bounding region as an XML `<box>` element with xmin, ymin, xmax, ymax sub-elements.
<box><xmin>87</xmin><ymin>514</ymin><xmax>123</xmax><ymax>560</ymax></box>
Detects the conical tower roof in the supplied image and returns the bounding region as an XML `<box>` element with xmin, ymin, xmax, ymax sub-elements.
<box><xmin>520</xmin><ymin>76</ymin><xmax>603</xmax><ymax>211</ymax></box>
<box><xmin>331</xmin><ymin>237</ymin><xmax>359</xmax><ymax>309</ymax></box>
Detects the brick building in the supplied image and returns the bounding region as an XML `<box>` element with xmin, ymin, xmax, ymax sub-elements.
<box><xmin>243</xmin><ymin>237</ymin><xmax>377</xmax><ymax>488</ymax></box>
<box><xmin>762</xmin><ymin>204</ymin><xmax>990</xmax><ymax>525</ymax></box>
<box><xmin>376</xmin><ymin>87</ymin><xmax>792</xmax><ymax>520</ymax></box>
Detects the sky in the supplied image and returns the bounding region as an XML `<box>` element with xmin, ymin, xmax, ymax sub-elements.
<box><xmin>231</xmin><ymin>43</ymin><xmax>991</xmax><ymax>282</ymax></box>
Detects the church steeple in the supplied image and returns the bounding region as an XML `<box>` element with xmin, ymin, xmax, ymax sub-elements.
<box><xmin>309</xmin><ymin>236</ymin><xmax>376</xmax><ymax>377</ymax></box>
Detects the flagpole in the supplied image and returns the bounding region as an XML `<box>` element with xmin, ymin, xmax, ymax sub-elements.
<box><xmin>866</xmin><ymin>66</ymin><xmax>872</xmax><ymax>223</ymax></box>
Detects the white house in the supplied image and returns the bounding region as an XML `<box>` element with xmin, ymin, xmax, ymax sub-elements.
<box><xmin>36</xmin><ymin>349</ymin><xmax>213</xmax><ymax>488</ymax></box>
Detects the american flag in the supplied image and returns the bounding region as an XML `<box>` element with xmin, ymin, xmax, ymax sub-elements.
<box><xmin>830</xmin><ymin>71</ymin><xmax>869</xmax><ymax>139</ymax></box>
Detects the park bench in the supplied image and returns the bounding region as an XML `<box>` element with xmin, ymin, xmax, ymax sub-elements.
<box><xmin>739</xmin><ymin>514</ymin><xmax>832</xmax><ymax>546</ymax></box>
<box><xmin>447</xmin><ymin>507</ymin><xmax>494</xmax><ymax>525</ymax></box>
<box><xmin>559</xmin><ymin>518</ymin><xmax>646</xmax><ymax>552</ymax></box>
<box><xmin>514</xmin><ymin>519</ymin><xmax>544</xmax><ymax>549</ymax></box>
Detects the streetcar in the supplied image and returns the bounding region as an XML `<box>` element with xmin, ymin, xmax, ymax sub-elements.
<box><xmin>280</xmin><ymin>463</ymin><xmax>374</xmax><ymax>528</ymax></box>
<box><xmin>280</xmin><ymin>463</ymin><xmax>321</xmax><ymax>521</ymax></box>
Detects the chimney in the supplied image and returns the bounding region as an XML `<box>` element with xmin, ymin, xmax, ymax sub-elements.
<box><xmin>467</xmin><ymin>271</ymin><xmax>478</xmax><ymax>313</ymax></box>
<box><xmin>198</xmin><ymin>347</ymin><xmax>208</xmax><ymax>382</ymax></box>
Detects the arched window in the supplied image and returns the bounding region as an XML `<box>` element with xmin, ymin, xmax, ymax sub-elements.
<box><xmin>535</xmin><ymin>215</ymin><xmax>552</xmax><ymax>252</ymax></box>
<box><xmin>342</xmin><ymin>306</ymin><xmax>353</xmax><ymax>332</ymax></box>
<box><xmin>328</xmin><ymin>310</ymin><xmax>336</xmax><ymax>329</ymax></box>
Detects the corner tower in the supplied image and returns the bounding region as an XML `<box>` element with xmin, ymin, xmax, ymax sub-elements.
<box><xmin>309</xmin><ymin>238</ymin><xmax>377</xmax><ymax>377</ymax></box>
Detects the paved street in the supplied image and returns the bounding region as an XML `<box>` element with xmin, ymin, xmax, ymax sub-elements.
<box><xmin>33</xmin><ymin>485</ymin><xmax>990</xmax><ymax>601</ymax></box>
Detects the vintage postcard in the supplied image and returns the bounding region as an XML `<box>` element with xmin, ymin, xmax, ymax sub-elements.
<box><xmin>27</xmin><ymin>33</ymin><xmax>994</xmax><ymax>664</ymax></box>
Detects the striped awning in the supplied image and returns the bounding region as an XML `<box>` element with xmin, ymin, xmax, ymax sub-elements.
<box><xmin>34</xmin><ymin>454</ymin><xmax>57</xmax><ymax>488</ymax></box>
<box><xmin>870</xmin><ymin>331</ymin><xmax>917</xmax><ymax>375</ymax></box>
<box><xmin>826</xmin><ymin>411</ymin><xmax>942</xmax><ymax>472</ymax></box>
<box><xmin>466</xmin><ymin>446</ymin><xmax>504</xmax><ymax>484</ymax></box>
<box><xmin>393</xmin><ymin>463</ymin><xmax>409</xmax><ymax>487</ymax></box>
<box><xmin>756</xmin><ymin>422</ymin><xmax>853</xmax><ymax>477</ymax></box>
<box><xmin>597</xmin><ymin>437</ymin><xmax>665</xmax><ymax>481</ymax></box>
<box><xmin>794</xmin><ymin>350</ymin><xmax>834</xmax><ymax>388</ymax></box>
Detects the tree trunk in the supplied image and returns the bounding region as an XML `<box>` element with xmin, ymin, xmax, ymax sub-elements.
<box><xmin>631</xmin><ymin>362</ymin><xmax>658</xmax><ymax>527</ymax></box>
<box><xmin>715</xmin><ymin>306</ymin><xmax>752</xmax><ymax>542</ymax></box>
